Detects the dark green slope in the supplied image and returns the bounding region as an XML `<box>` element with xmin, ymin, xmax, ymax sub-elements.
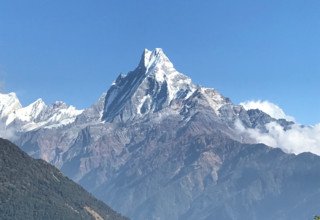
<box><xmin>0</xmin><ymin>138</ymin><xmax>128</xmax><ymax>220</ymax></box>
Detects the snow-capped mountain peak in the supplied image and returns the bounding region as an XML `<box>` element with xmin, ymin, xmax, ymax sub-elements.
<box><xmin>6</xmin><ymin>98</ymin><xmax>47</xmax><ymax>125</ymax></box>
<box><xmin>101</xmin><ymin>48</ymin><xmax>234</xmax><ymax>123</ymax></box>
<box><xmin>199</xmin><ymin>87</ymin><xmax>230</xmax><ymax>113</ymax></box>
<box><xmin>34</xmin><ymin>102</ymin><xmax>83</xmax><ymax>130</ymax></box>
<box><xmin>142</xmin><ymin>48</ymin><xmax>173</xmax><ymax>72</ymax></box>
<box><xmin>0</xmin><ymin>92</ymin><xmax>83</xmax><ymax>132</ymax></box>
<box><xmin>102</xmin><ymin>48</ymin><xmax>198</xmax><ymax>122</ymax></box>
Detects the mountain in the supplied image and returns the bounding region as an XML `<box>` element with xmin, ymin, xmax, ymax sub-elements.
<box><xmin>0</xmin><ymin>139</ymin><xmax>127</xmax><ymax>220</ymax></box>
<box><xmin>0</xmin><ymin>93</ymin><xmax>82</xmax><ymax>133</ymax></box>
<box><xmin>0</xmin><ymin>138</ymin><xmax>128</xmax><ymax>220</ymax></box>
<box><xmin>3</xmin><ymin>48</ymin><xmax>320</xmax><ymax>220</ymax></box>
<box><xmin>101</xmin><ymin>48</ymin><xmax>230</xmax><ymax>123</ymax></box>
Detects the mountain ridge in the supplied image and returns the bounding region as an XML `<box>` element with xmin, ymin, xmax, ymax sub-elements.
<box><xmin>2</xmin><ymin>48</ymin><xmax>319</xmax><ymax>220</ymax></box>
<box><xmin>0</xmin><ymin>138</ymin><xmax>128</xmax><ymax>220</ymax></box>
<box><xmin>0</xmin><ymin>93</ymin><xmax>82</xmax><ymax>132</ymax></box>
<box><xmin>0</xmin><ymin>48</ymin><xmax>290</xmax><ymax>131</ymax></box>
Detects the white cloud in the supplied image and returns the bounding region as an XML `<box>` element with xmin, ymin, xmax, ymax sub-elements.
<box><xmin>0</xmin><ymin>121</ymin><xmax>17</xmax><ymax>140</ymax></box>
<box><xmin>240</xmin><ymin>100</ymin><xmax>295</xmax><ymax>122</ymax></box>
<box><xmin>235</xmin><ymin>120</ymin><xmax>320</xmax><ymax>156</ymax></box>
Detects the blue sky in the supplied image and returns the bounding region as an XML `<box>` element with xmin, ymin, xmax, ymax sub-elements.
<box><xmin>0</xmin><ymin>0</ymin><xmax>319</xmax><ymax>124</ymax></box>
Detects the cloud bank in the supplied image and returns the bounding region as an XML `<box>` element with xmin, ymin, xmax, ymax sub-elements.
<box><xmin>0</xmin><ymin>121</ymin><xmax>17</xmax><ymax>140</ymax></box>
<box><xmin>240</xmin><ymin>100</ymin><xmax>295</xmax><ymax>122</ymax></box>
<box><xmin>236</xmin><ymin>100</ymin><xmax>320</xmax><ymax>156</ymax></box>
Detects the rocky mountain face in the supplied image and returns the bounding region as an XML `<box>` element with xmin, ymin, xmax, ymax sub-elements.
<box><xmin>2</xmin><ymin>48</ymin><xmax>320</xmax><ymax>220</ymax></box>
<box><xmin>0</xmin><ymin>138</ymin><xmax>128</xmax><ymax>220</ymax></box>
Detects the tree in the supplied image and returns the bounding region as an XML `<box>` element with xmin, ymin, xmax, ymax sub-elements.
<box><xmin>314</xmin><ymin>216</ymin><xmax>320</xmax><ymax>220</ymax></box>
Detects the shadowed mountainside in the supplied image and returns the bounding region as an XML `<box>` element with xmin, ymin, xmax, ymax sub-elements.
<box><xmin>0</xmin><ymin>138</ymin><xmax>128</xmax><ymax>220</ymax></box>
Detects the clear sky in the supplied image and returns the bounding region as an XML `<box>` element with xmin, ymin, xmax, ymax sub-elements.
<box><xmin>0</xmin><ymin>0</ymin><xmax>319</xmax><ymax>125</ymax></box>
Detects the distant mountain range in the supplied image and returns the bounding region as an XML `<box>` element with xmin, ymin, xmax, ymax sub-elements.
<box><xmin>1</xmin><ymin>48</ymin><xmax>320</xmax><ymax>220</ymax></box>
<box><xmin>0</xmin><ymin>138</ymin><xmax>128</xmax><ymax>220</ymax></box>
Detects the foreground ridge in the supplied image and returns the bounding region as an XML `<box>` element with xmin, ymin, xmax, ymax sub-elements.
<box><xmin>0</xmin><ymin>138</ymin><xmax>128</xmax><ymax>220</ymax></box>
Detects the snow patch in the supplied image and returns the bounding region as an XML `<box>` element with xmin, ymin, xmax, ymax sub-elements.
<box><xmin>200</xmin><ymin>88</ymin><xmax>228</xmax><ymax>114</ymax></box>
<box><xmin>84</xmin><ymin>206</ymin><xmax>104</xmax><ymax>220</ymax></box>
